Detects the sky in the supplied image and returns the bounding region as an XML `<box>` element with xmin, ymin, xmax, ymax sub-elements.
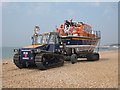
<box><xmin>1</xmin><ymin>2</ymin><xmax>118</xmax><ymax>47</ymax></box>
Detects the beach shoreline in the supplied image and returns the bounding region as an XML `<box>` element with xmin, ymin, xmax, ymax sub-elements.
<box><xmin>1</xmin><ymin>50</ymin><xmax>119</xmax><ymax>88</ymax></box>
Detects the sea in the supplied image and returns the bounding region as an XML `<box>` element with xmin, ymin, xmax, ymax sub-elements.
<box><xmin>0</xmin><ymin>46</ymin><xmax>119</xmax><ymax>60</ymax></box>
<box><xmin>1</xmin><ymin>47</ymin><xmax>21</xmax><ymax>60</ymax></box>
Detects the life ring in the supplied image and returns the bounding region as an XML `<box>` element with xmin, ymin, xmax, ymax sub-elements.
<box><xmin>70</xmin><ymin>27</ymin><xmax>78</xmax><ymax>36</ymax></box>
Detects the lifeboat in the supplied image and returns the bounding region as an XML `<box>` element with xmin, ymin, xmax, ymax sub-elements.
<box><xmin>56</xmin><ymin>20</ymin><xmax>101</xmax><ymax>52</ymax></box>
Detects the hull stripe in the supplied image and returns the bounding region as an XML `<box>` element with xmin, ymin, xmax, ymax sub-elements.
<box><xmin>72</xmin><ymin>38</ymin><xmax>97</xmax><ymax>41</ymax></box>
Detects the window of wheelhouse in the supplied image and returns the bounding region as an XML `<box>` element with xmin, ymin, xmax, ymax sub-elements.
<box><xmin>49</xmin><ymin>34</ymin><xmax>59</xmax><ymax>44</ymax></box>
<box><xmin>32</xmin><ymin>35</ymin><xmax>42</xmax><ymax>45</ymax></box>
<box><xmin>42</xmin><ymin>34</ymin><xmax>49</xmax><ymax>44</ymax></box>
<box><xmin>36</xmin><ymin>35</ymin><xmax>42</xmax><ymax>44</ymax></box>
<box><xmin>49</xmin><ymin>34</ymin><xmax>55</xmax><ymax>44</ymax></box>
<box><xmin>83</xmin><ymin>26</ymin><xmax>92</xmax><ymax>31</ymax></box>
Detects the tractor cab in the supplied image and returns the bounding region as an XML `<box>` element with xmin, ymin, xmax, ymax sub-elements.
<box><xmin>31</xmin><ymin>32</ymin><xmax>61</xmax><ymax>53</ymax></box>
<box><xmin>48</xmin><ymin>32</ymin><xmax>61</xmax><ymax>53</ymax></box>
<box><xmin>32</xmin><ymin>33</ymin><xmax>49</xmax><ymax>45</ymax></box>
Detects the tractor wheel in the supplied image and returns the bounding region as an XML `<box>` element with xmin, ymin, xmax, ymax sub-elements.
<box><xmin>35</xmin><ymin>53</ymin><xmax>64</xmax><ymax>70</ymax></box>
<box><xmin>71</xmin><ymin>54</ymin><xmax>77</xmax><ymax>64</ymax></box>
<box><xmin>87</xmin><ymin>53</ymin><xmax>100</xmax><ymax>61</ymax></box>
<box><xmin>35</xmin><ymin>54</ymin><xmax>47</xmax><ymax>70</ymax></box>
<box><xmin>13</xmin><ymin>53</ymin><xmax>27</xmax><ymax>69</ymax></box>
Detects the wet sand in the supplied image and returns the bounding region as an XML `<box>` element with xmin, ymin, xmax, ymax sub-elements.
<box><xmin>1</xmin><ymin>50</ymin><xmax>118</xmax><ymax>88</ymax></box>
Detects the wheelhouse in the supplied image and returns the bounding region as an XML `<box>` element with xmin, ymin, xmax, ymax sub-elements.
<box><xmin>32</xmin><ymin>32</ymin><xmax>60</xmax><ymax>45</ymax></box>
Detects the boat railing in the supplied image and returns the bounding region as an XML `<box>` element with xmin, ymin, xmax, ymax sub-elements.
<box><xmin>57</xmin><ymin>24</ymin><xmax>101</xmax><ymax>38</ymax></box>
<box><xmin>87</xmin><ymin>30</ymin><xmax>101</xmax><ymax>38</ymax></box>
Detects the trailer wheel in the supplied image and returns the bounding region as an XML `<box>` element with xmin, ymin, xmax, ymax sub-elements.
<box><xmin>94</xmin><ymin>53</ymin><xmax>99</xmax><ymax>60</ymax></box>
<box><xmin>71</xmin><ymin>54</ymin><xmax>77</xmax><ymax>64</ymax></box>
<box><xmin>87</xmin><ymin>53</ymin><xmax>99</xmax><ymax>61</ymax></box>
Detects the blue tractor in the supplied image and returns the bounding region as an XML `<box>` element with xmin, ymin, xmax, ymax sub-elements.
<box><xmin>13</xmin><ymin>32</ymin><xmax>66</xmax><ymax>70</ymax></box>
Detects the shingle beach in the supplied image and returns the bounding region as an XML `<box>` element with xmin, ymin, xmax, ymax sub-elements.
<box><xmin>1</xmin><ymin>50</ymin><xmax>118</xmax><ymax>88</ymax></box>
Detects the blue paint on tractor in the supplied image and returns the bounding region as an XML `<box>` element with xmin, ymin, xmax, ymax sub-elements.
<box><xmin>20</xmin><ymin>50</ymin><xmax>32</xmax><ymax>61</ymax></box>
<box><xmin>20</xmin><ymin>45</ymin><xmax>46</xmax><ymax>61</ymax></box>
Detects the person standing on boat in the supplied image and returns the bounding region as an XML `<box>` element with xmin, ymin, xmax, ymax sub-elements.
<box><xmin>64</xmin><ymin>20</ymin><xmax>70</xmax><ymax>28</ymax></box>
<box><xmin>70</xmin><ymin>19</ymin><xmax>74</xmax><ymax>26</ymax></box>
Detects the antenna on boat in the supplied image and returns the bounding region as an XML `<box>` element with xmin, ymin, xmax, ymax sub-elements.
<box><xmin>34</xmin><ymin>25</ymin><xmax>40</xmax><ymax>35</ymax></box>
